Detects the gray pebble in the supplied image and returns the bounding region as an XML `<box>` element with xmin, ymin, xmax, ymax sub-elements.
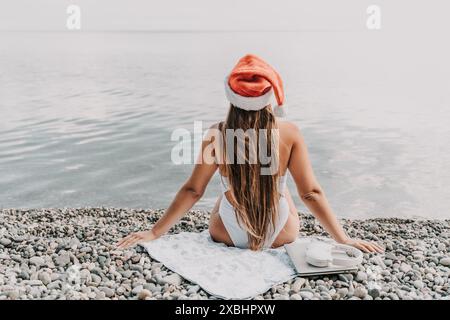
<box><xmin>384</xmin><ymin>259</ymin><xmax>393</xmax><ymax>266</ymax></box>
<box><xmin>317</xmin><ymin>285</ymin><xmax>328</xmax><ymax>292</ymax></box>
<box><xmin>19</xmin><ymin>271</ymin><xmax>30</xmax><ymax>280</ymax></box>
<box><xmin>162</xmin><ymin>274</ymin><xmax>182</xmax><ymax>286</ymax></box>
<box><xmin>439</xmin><ymin>257</ymin><xmax>450</xmax><ymax>266</ymax></box>
<box><xmin>28</xmin><ymin>280</ymin><xmax>43</xmax><ymax>286</ymax></box>
<box><xmin>338</xmin><ymin>274</ymin><xmax>353</xmax><ymax>282</ymax></box>
<box><xmin>29</xmin><ymin>287</ymin><xmax>41</xmax><ymax>298</ymax></box>
<box><xmin>400</xmin><ymin>263</ymin><xmax>412</xmax><ymax>273</ymax></box>
<box><xmin>55</xmin><ymin>251</ymin><xmax>71</xmax><ymax>267</ymax></box>
<box><xmin>97</xmin><ymin>256</ymin><xmax>107</xmax><ymax>266</ymax></box>
<box><xmin>354</xmin><ymin>287</ymin><xmax>368</xmax><ymax>299</ymax></box>
<box><xmin>385</xmin><ymin>252</ymin><xmax>398</xmax><ymax>260</ymax></box>
<box><xmin>138</xmin><ymin>289</ymin><xmax>152</xmax><ymax>300</ymax></box>
<box><xmin>121</xmin><ymin>270</ymin><xmax>133</xmax><ymax>278</ymax></box>
<box><xmin>38</xmin><ymin>272</ymin><xmax>51</xmax><ymax>286</ymax></box>
<box><xmin>116</xmin><ymin>286</ymin><xmax>126</xmax><ymax>295</ymax></box>
<box><xmin>335</xmin><ymin>280</ymin><xmax>349</xmax><ymax>288</ymax></box>
<box><xmin>368</xmin><ymin>288</ymin><xmax>380</xmax><ymax>298</ymax></box>
<box><xmin>144</xmin><ymin>283</ymin><xmax>159</xmax><ymax>293</ymax></box>
<box><xmin>132</xmin><ymin>285</ymin><xmax>143</xmax><ymax>295</ymax></box>
<box><xmin>130</xmin><ymin>265</ymin><xmax>144</xmax><ymax>273</ymax></box>
<box><xmin>413</xmin><ymin>280</ymin><xmax>424</xmax><ymax>289</ymax></box>
<box><xmin>99</xmin><ymin>286</ymin><xmax>115</xmax><ymax>298</ymax></box>
<box><xmin>7</xmin><ymin>290</ymin><xmax>20</xmax><ymax>300</ymax></box>
<box><xmin>356</xmin><ymin>272</ymin><xmax>368</xmax><ymax>282</ymax></box>
<box><xmin>29</xmin><ymin>256</ymin><xmax>45</xmax><ymax>267</ymax></box>
<box><xmin>95</xmin><ymin>291</ymin><xmax>106</xmax><ymax>300</ymax></box>
<box><xmin>79</xmin><ymin>247</ymin><xmax>92</xmax><ymax>253</ymax></box>
<box><xmin>47</xmin><ymin>281</ymin><xmax>60</xmax><ymax>290</ymax></box>
<box><xmin>187</xmin><ymin>285</ymin><xmax>200</xmax><ymax>295</ymax></box>
<box><xmin>290</xmin><ymin>293</ymin><xmax>302</xmax><ymax>300</ymax></box>
<box><xmin>0</xmin><ymin>238</ymin><xmax>12</xmax><ymax>247</ymax></box>
<box><xmin>171</xmin><ymin>291</ymin><xmax>184</xmax><ymax>299</ymax></box>
<box><xmin>388</xmin><ymin>293</ymin><xmax>399</xmax><ymax>300</ymax></box>
<box><xmin>299</xmin><ymin>291</ymin><xmax>314</xmax><ymax>300</ymax></box>
<box><xmin>0</xmin><ymin>253</ymin><xmax>10</xmax><ymax>260</ymax></box>
<box><xmin>320</xmin><ymin>292</ymin><xmax>332</xmax><ymax>300</ymax></box>
<box><xmin>90</xmin><ymin>274</ymin><xmax>101</xmax><ymax>284</ymax></box>
<box><xmin>291</xmin><ymin>278</ymin><xmax>306</xmax><ymax>292</ymax></box>
<box><xmin>337</xmin><ymin>288</ymin><xmax>348</xmax><ymax>298</ymax></box>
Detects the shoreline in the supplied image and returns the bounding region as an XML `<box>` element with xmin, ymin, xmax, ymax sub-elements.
<box><xmin>0</xmin><ymin>208</ymin><xmax>449</xmax><ymax>300</ymax></box>
<box><xmin>1</xmin><ymin>206</ymin><xmax>446</xmax><ymax>221</ymax></box>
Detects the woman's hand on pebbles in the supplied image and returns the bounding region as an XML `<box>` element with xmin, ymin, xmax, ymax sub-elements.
<box><xmin>342</xmin><ymin>238</ymin><xmax>384</xmax><ymax>253</ymax></box>
<box><xmin>116</xmin><ymin>230</ymin><xmax>157</xmax><ymax>249</ymax></box>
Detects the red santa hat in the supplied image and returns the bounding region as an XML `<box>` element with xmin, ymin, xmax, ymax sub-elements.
<box><xmin>224</xmin><ymin>54</ymin><xmax>286</xmax><ymax>116</ymax></box>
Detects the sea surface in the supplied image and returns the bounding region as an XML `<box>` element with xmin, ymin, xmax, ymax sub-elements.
<box><xmin>1</xmin><ymin>31</ymin><xmax>449</xmax><ymax>218</ymax></box>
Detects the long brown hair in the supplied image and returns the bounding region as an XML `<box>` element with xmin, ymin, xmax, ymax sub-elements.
<box><xmin>220</xmin><ymin>104</ymin><xmax>280</xmax><ymax>250</ymax></box>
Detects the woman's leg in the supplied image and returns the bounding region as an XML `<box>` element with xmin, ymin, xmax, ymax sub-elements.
<box><xmin>209</xmin><ymin>189</ymin><xmax>300</xmax><ymax>248</ymax></box>
<box><xmin>208</xmin><ymin>195</ymin><xmax>234</xmax><ymax>246</ymax></box>
<box><xmin>285</xmin><ymin>187</ymin><xmax>302</xmax><ymax>228</ymax></box>
<box><xmin>271</xmin><ymin>188</ymin><xmax>301</xmax><ymax>248</ymax></box>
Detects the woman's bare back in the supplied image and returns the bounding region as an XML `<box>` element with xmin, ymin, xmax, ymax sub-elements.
<box><xmin>209</xmin><ymin>120</ymin><xmax>301</xmax><ymax>248</ymax></box>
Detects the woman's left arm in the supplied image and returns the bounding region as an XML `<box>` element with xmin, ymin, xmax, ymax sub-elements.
<box><xmin>116</xmin><ymin>130</ymin><xmax>218</xmax><ymax>249</ymax></box>
<box><xmin>288</xmin><ymin>123</ymin><xmax>384</xmax><ymax>253</ymax></box>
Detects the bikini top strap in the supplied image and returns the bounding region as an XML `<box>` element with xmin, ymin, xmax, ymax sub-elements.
<box><xmin>219</xmin><ymin>175</ymin><xmax>229</xmax><ymax>194</ymax></box>
<box><xmin>279</xmin><ymin>174</ymin><xmax>288</xmax><ymax>197</ymax></box>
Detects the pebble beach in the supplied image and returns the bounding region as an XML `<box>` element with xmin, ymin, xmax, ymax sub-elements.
<box><xmin>0</xmin><ymin>208</ymin><xmax>449</xmax><ymax>300</ymax></box>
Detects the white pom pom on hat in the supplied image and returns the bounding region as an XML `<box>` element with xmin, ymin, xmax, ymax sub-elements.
<box><xmin>224</xmin><ymin>54</ymin><xmax>286</xmax><ymax>117</ymax></box>
<box><xmin>273</xmin><ymin>104</ymin><xmax>287</xmax><ymax>117</ymax></box>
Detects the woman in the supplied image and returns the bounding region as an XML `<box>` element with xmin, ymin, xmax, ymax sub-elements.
<box><xmin>117</xmin><ymin>54</ymin><xmax>383</xmax><ymax>253</ymax></box>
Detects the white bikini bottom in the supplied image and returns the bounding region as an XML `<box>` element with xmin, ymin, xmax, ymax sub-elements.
<box><xmin>218</xmin><ymin>194</ymin><xmax>290</xmax><ymax>249</ymax></box>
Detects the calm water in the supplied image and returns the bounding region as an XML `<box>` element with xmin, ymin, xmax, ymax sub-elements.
<box><xmin>0</xmin><ymin>31</ymin><xmax>449</xmax><ymax>219</ymax></box>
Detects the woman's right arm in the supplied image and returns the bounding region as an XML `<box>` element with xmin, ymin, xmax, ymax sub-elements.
<box><xmin>287</xmin><ymin>123</ymin><xmax>383</xmax><ymax>253</ymax></box>
<box><xmin>116</xmin><ymin>127</ymin><xmax>218</xmax><ymax>249</ymax></box>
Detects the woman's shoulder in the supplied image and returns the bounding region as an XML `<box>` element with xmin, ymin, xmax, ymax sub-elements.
<box><xmin>277</xmin><ymin>120</ymin><xmax>305</xmax><ymax>151</ymax></box>
<box><xmin>277</xmin><ymin>120</ymin><xmax>302</xmax><ymax>136</ymax></box>
<box><xmin>208</xmin><ymin>121</ymin><xmax>224</xmax><ymax>130</ymax></box>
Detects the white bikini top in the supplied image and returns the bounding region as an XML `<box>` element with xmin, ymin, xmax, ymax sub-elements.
<box><xmin>219</xmin><ymin>174</ymin><xmax>287</xmax><ymax>194</ymax></box>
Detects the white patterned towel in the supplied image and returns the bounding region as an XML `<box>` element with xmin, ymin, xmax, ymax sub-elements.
<box><xmin>141</xmin><ymin>230</ymin><xmax>297</xmax><ymax>299</ymax></box>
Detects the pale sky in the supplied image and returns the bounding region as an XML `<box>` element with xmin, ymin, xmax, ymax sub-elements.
<box><xmin>0</xmin><ymin>0</ymin><xmax>448</xmax><ymax>32</ymax></box>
